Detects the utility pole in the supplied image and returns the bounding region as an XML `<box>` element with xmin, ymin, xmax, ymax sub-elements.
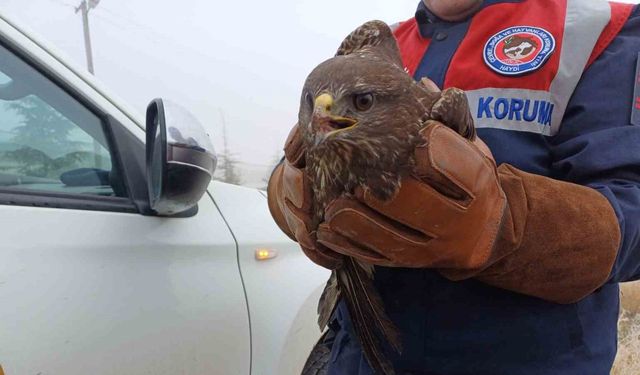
<box><xmin>75</xmin><ymin>0</ymin><xmax>102</xmax><ymax>167</ymax></box>
<box><xmin>75</xmin><ymin>0</ymin><xmax>100</xmax><ymax>74</ymax></box>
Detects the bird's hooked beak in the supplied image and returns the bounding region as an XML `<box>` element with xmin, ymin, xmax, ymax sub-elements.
<box><xmin>311</xmin><ymin>93</ymin><xmax>358</xmax><ymax>144</ymax></box>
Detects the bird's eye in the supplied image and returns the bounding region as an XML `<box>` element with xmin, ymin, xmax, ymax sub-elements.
<box><xmin>353</xmin><ymin>93</ymin><xmax>374</xmax><ymax>111</ymax></box>
<box><xmin>304</xmin><ymin>92</ymin><xmax>314</xmax><ymax>108</ymax></box>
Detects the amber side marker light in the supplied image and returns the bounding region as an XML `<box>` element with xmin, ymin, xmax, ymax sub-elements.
<box><xmin>255</xmin><ymin>248</ymin><xmax>278</xmax><ymax>260</ymax></box>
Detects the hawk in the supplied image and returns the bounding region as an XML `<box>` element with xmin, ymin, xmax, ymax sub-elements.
<box><xmin>298</xmin><ymin>20</ymin><xmax>475</xmax><ymax>374</ymax></box>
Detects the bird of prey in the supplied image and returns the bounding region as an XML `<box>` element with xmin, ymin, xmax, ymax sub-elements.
<box><xmin>298</xmin><ymin>20</ymin><xmax>475</xmax><ymax>374</ymax></box>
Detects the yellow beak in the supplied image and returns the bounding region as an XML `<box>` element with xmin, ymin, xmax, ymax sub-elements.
<box><xmin>312</xmin><ymin>93</ymin><xmax>358</xmax><ymax>137</ymax></box>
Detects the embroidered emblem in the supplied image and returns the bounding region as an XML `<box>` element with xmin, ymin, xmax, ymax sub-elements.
<box><xmin>484</xmin><ymin>26</ymin><xmax>555</xmax><ymax>76</ymax></box>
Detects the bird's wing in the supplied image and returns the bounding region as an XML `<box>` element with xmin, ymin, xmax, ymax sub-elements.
<box><xmin>430</xmin><ymin>87</ymin><xmax>476</xmax><ymax>140</ymax></box>
<box><xmin>335</xmin><ymin>20</ymin><xmax>404</xmax><ymax>68</ymax></box>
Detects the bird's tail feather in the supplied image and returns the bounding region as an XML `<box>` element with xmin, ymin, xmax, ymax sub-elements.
<box><xmin>318</xmin><ymin>271</ymin><xmax>340</xmax><ymax>330</ymax></box>
<box><xmin>337</xmin><ymin>258</ymin><xmax>402</xmax><ymax>375</ymax></box>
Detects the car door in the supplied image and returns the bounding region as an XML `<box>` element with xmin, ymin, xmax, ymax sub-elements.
<box><xmin>0</xmin><ymin>31</ymin><xmax>250</xmax><ymax>375</ymax></box>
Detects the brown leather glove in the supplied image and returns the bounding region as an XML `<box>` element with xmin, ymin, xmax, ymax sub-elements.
<box><xmin>315</xmin><ymin>122</ymin><xmax>621</xmax><ymax>303</ymax></box>
<box><xmin>267</xmin><ymin>124</ymin><xmax>343</xmax><ymax>269</ymax></box>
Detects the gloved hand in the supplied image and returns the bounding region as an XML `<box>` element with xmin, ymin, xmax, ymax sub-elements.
<box><xmin>315</xmin><ymin>121</ymin><xmax>505</xmax><ymax>269</ymax></box>
<box><xmin>267</xmin><ymin>124</ymin><xmax>343</xmax><ymax>269</ymax></box>
<box><xmin>314</xmin><ymin>121</ymin><xmax>621</xmax><ymax>303</ymax></box>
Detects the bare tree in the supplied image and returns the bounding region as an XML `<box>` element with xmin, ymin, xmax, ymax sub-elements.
<box><xmin>214</xmin><ymin>111</ymin><xmax>243</xmax><ymax>185</ymax></box>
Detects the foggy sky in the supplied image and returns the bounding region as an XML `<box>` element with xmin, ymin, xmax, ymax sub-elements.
<box><xmin>0</xmin><ymin>0</ymin><xmax>419</xmax><ymax>183</ymax></box>
<box><xmin>0</xmin><ymin>0</ymin><xmax>637</xmax><ymax>186</ymax></box>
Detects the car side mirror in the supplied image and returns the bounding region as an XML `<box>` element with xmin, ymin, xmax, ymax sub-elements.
<box><xmin>145</xmin><ymin>98</ymin><xmax>217</xmax><ymax>216</ymax></box>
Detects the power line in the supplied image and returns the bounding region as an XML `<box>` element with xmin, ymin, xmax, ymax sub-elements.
<box><xmin>46</xmin><ymin>0</ymin><xmax>154</xmax><ymax>35</ymax></box>
<box><xmin>48</xmin><ymin>0</ymin><xmax>216</xmax><ymax>63</ymax></box>
<box><xmin>46</xmin><ymin>0</ymin><xmax>76</xmax><ymax>9</ymax></box>
<box><xmin>96</xmin><ymin>5</ymin><xmax>160</xmax><ymax>36</ymax></box>
<box><xmin>91</xmin><ymin>12</ymin><xmax>173</xmax><ymax>44</ymax></box>
<box><xmin>92</xmin><ymin>9</ymin><xmax>217</xmax><ymax>63</ymax></box>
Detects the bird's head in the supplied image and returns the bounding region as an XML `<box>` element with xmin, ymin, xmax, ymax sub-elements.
<box><xmin>298</xmin><ymin>21</ymin><xmax>443</xmax><ymax>210</ymax></box>
<box><xmin>298</xmin><ymin>21</ymin><xmax>438</xmax><ymax>150</ymax></box>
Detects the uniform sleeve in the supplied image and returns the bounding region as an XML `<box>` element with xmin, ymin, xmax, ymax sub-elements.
<box><xmin>549</xmin><ymin>5</ymin><xmax>640</xmax><ymax>282</ymax></box>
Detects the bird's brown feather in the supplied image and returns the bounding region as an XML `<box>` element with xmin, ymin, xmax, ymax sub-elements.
<box><xmin>299</xmin><ymin>20</ymin><xmax>475</xmax><ymax>375</ymax></box>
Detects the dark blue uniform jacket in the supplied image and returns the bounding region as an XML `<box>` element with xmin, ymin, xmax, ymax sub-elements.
<box><xmin>327</xmin><ymin>2</ymin><xmax>640</xmax><ymax>374</ymax></box>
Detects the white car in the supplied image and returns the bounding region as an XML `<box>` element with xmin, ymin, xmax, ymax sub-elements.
<box><xmin>0</xmin><ymin>11</ymin><xmax>329</xmax><ymax>375</ymax></box>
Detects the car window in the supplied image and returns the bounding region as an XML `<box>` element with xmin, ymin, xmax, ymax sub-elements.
<box><xmin>0</xmin><ymin>42</ymin><xmax>126</xmax><ymax>197</ymax></box>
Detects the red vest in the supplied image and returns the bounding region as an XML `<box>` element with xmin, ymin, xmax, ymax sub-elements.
<box><xmin>393</xmin><ymin>0</ymin><xmax>634</xmax><ymax>136</ymax></box>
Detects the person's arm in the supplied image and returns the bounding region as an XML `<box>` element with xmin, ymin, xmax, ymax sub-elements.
<box><xmin>446</xmin><ymin>8</ymin><xmax>640</xmax><ymax>296</ymax></box>
<box><xmin>267</xmin><ymin>9</ymin><xmax>640</xmax><ymax>303</ymax></box>
<box><xmin>312</xmin><ymin>120</ymin><xmax>620</xmax><ymax>304</ymax></box>
<box><xmin>548</xmin><ymin>5</ymin><xmax>640</xmax><ymax>283</ymax></box>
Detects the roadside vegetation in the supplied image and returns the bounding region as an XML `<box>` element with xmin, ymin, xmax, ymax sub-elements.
<box><xmin>612</xmin><ymin>281</ymin><xmax>640</xmax><ymax>374</ymax></box>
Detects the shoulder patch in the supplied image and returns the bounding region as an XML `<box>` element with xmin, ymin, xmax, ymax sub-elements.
<box><xmin>484</xmin><ymin>26</ymin><xmax>556</xmax><ymax>76</ymax></box>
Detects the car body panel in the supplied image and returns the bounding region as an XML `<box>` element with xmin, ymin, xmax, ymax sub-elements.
<box><xmin>209</xmin><ymin>181</ymin><xmax>330</xmax><ymax>375</ymax></box>
<box><xmin>0</xmin><ymin>197</ymin><xmax>250</xmax><ymax>375</ymax></box>
<box><xmin>0</xmin><ymin>10</ymin><xmax>326</xmax><ymax>375</ymax></box>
